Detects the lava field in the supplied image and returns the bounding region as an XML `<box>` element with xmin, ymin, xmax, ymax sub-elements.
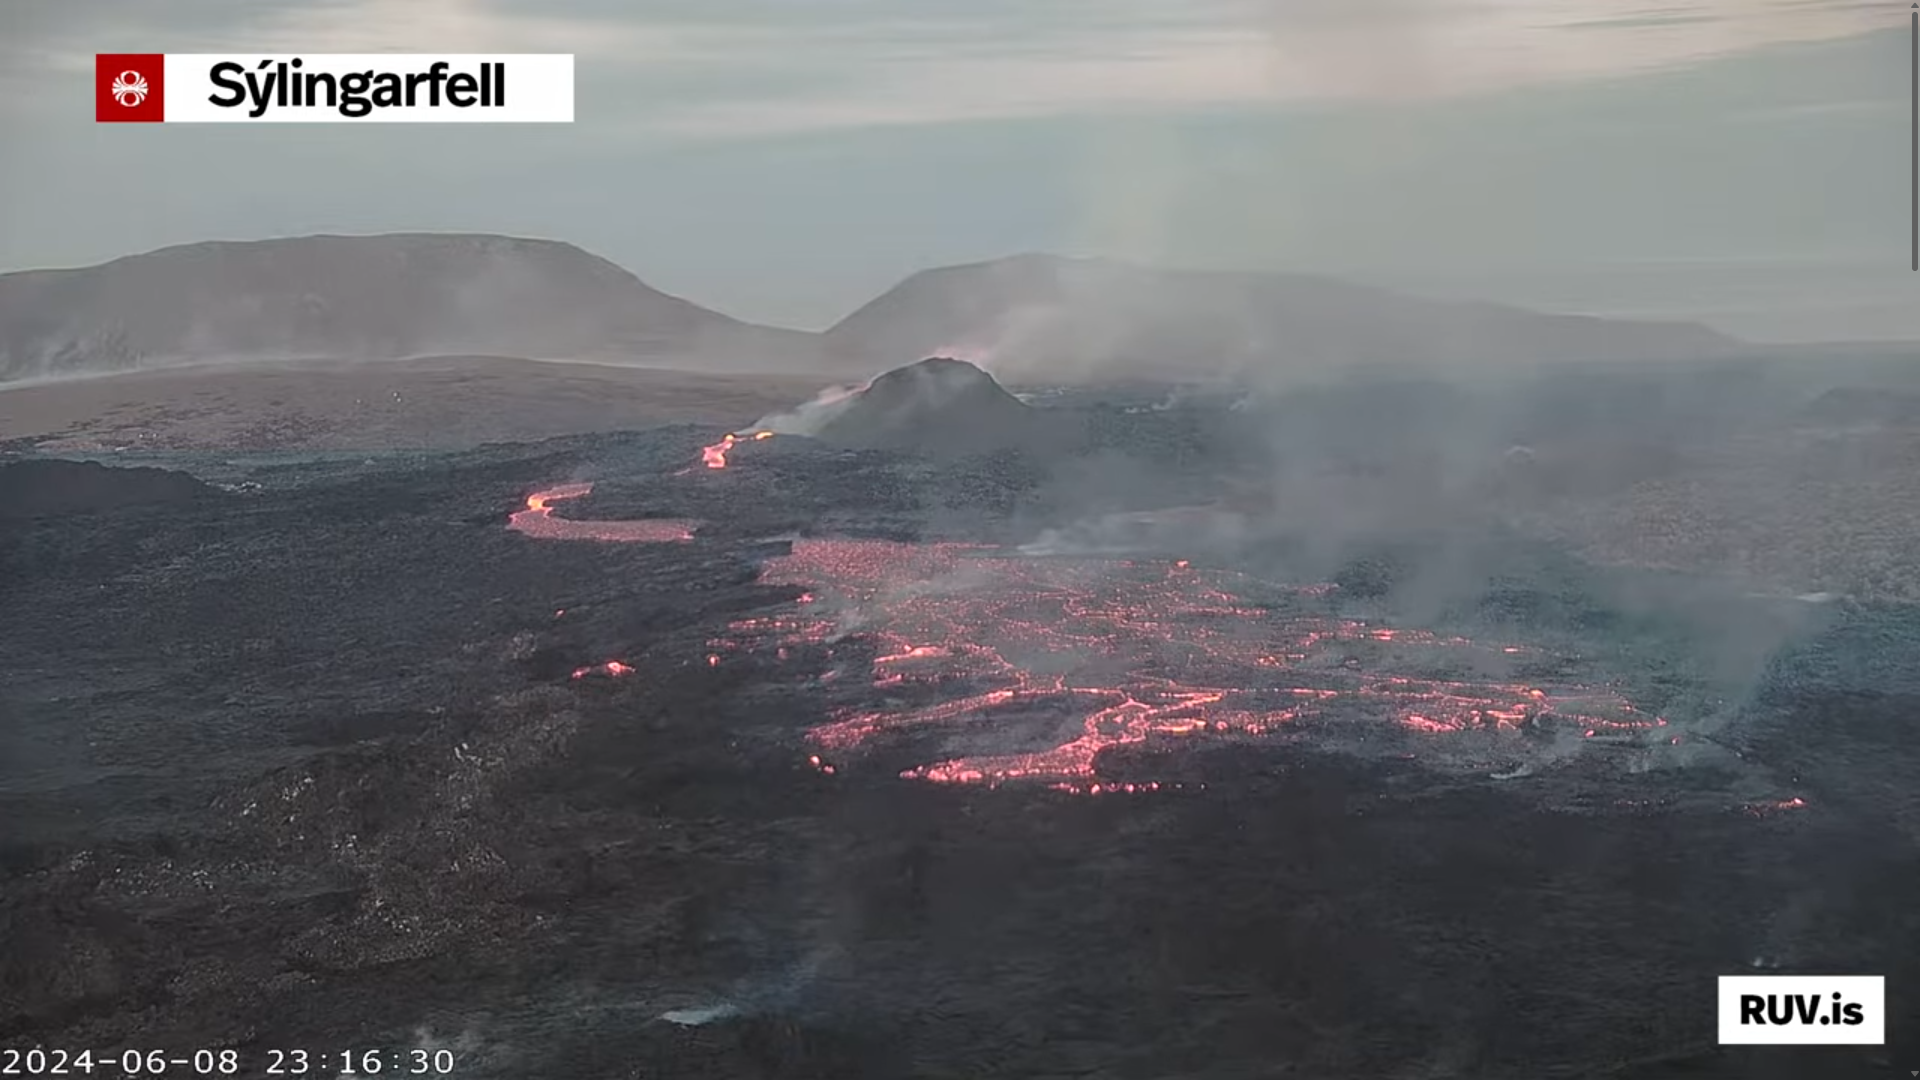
<box><xmin>5</xmin><ymin>386</ymin><xmax>1920</xmax><ymax>1078</ymax></box>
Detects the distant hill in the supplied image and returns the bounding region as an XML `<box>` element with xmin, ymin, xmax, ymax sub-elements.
<box><xmin>822</xmin><ymin>253</ymin><xmax>1744</xmax><ymax>384</ymax></box>
<box><xmin>0</xmin><ymin>233</ymin><xmax>816</xmax><ymax>382</ymax></box>
<box><xmin>0</xmin><ymin>238</ymin><xmax>1754</xmax><ymax>388</ymax></box>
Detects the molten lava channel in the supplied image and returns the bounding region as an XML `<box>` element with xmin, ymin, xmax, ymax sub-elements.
<box><xmin>516</xmin><ymin>441</ymin><xmax>1668</xmax><ymax>794</ymax></box>
<box><xmin>701</xmin><ymin>430</ymin><xmax>775</xmax><ymax>470</ymax></box>
<box><xmin>719</xmin><ymin>541</ymin><xmax>1663</xmax><ymax>792</ymax></box>
<box><xmin>508</xmin><ymin>483</ymin><xmax>696</xmax><ymax>543</ymax></box>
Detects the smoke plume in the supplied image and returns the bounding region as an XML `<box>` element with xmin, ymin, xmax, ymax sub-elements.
<box><xmin>748</xmin><ymin>381</ymin><xmax>868</xmax><ymax>435</ymax></box>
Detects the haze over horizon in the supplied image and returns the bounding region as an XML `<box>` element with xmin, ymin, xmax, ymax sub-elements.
<box><xmin>2</xmin><ymin>0</ymin><xmax>1912</xmax><ymax>341</ymax></box>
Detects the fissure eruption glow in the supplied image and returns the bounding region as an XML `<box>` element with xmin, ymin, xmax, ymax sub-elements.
<box><xmin>701</xmin><ymin>430</ymin><xmax>775</xmax><ymax>469</ymax></box>
<box><xmin>516</xmin><ymin>438</ymin><xmax>1672</xmax><ymax>794</ymax></box>
<box><xmin>720</xmin><ymin>540</ymin><xmax>1661</xmax><ymax>792</ymax></box>
<box><xmin>508</xmin><ymin>483</ymin><xmax>696</xmax><ymax>542</ymax></box>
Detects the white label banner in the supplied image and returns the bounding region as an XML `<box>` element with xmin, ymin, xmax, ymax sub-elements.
<box><xmin>1716</xmin><ymin>975</ymin><xmax>1886</xmax><ymax>1045</ymax></box>
<box><xmin>162</xmin><ymin>54</ymin><xmax>573</xmax><ymax>122</ymax></box>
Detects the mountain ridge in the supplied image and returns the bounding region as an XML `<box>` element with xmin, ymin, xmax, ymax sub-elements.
<box><xmin>0</xmin><ymin>232</ymin><xmax>817</xmax><ymax>382</ymax></box>
<box><xmin>0</xmin><ymin>235</ymin><xmax>1746</xmax><ymax>386</ymax></box>
<box><xmin>823</xmin><ymin>252</ymin><xmax>1744</xmax><ymax>384</ymax></box>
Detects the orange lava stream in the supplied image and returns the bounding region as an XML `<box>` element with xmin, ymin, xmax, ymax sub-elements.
<box><xmin>719</xmin><ymin>540</ymin><xmax>1664</xmax><ymax>793</ymax></box>
<box><xmin>572</xmin><ymin>660</ymin><xmax>635</xmax><ymax>680</ymax></box>
<box><xmin>508</xmin><ymin>451</ymin><xmax>1665</xmax><ymax>795</ymax></box>
<box><xmin>701</xmin><ymin>430</ymin><xmax>775</xmax><ymax>469</ymax></box>
<box><xmin>509</xmin><ymin>483</ymin><xmax>697</xmax><ymax>543</ymax></box>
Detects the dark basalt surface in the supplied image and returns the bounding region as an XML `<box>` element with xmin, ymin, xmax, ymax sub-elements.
<box><xmin>2</xmin><ymin>428</ymin><xmax>1918</xmax><ymax>1079</ymax></box>
<box><xmin>0</xmin><ymin>458</ymin><xmax>228</xmax><ymax>519</ymax></box>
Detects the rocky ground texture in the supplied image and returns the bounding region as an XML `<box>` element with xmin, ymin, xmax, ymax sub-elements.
<box><xmin>4</xmin><ymin>360</ymin><xmax>1920</xmax><ymax>1078</ymax></box>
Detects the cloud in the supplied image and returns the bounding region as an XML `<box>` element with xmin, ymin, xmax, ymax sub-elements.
<box><xmin>647</xmin><ymin>0</ymin><xmax>1908</xmax><ymax>137</ymax></box>
<box><xmin>652</xmin><ymin>25</ymin><xmax>1280</xmax><ymax>138</ymax></box>
<box><xmin>19</xmin><ymin>0</ymin><xmax>706</xmax><ymax>72</ymax></box>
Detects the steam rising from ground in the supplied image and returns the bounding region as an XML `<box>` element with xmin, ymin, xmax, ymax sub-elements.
<box><xmin>717</xmin><ymin>536</ymin><xmax>1702</xmax><ymax>793</ymax></box>
<box><xmin>928</xmin><ymin>299</ymin><xmax>1138</xmax><ymax>385</ymax></box>
<box><xmin>518</xmin><ymin>353</ymin><xmax>1860</xmax><ymax>801</ymax></box>
<box><xmin>656</xmin><ymin>944</ymin><xmax>845</xmax><ymax>1027</ymax></box>
<box><xmin>1019</xmin><ymin>507</ymin><xmax>1254</xmax><ymax>558</ymax></box>
<box><xmin>748</xmin><ymin>381</ymin><xmax>868</xmax><ymax>435</ymax></box>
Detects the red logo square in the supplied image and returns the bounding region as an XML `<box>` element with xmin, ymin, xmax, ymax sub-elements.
<box><xmin>97</xmin><ymin>54</ymin><xmax>165</xmax><ymax>122</ymax></box>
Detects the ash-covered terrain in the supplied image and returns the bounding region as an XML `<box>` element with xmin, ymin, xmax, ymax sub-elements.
<box><xmin>4</xmin><ymin>357</ymin><xmax>1920</xmax><ymax>1078</ymax></box>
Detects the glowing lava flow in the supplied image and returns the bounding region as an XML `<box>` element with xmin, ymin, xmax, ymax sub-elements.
<box><xmin>573</xmin><ymin>660</ymin><xmax>635</xmax><ymax>679</ymax></box>
<box><xmin>509</xmin><ymin>443</ymin><xmax>1668</xmax><ymax>795</ymax></box>
<box><xmin>717</xmin><ymin>541</ymin><xmax>1666</xmax><ymax>793</ymax></box>
<box><xmin>701</xmin><ymin>430</ymin><xmax>775</xmax><ymax>469</ymax></box>
<box><xmin>508</xmin><ymin>483</ymin><xmax>696</xmax><ymax>542</ymax></box>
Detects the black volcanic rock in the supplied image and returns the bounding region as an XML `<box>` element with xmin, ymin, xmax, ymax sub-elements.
<box><xmin>0</xmin><ymin>233</ymin><xmax>816</xmax><ymax>382</ymax></box>
<box><xmin>812</xmin><ymin>357</ymin><xmax>1070</xmax><ymax>457</ymax></box>
<box><xmin>0</xmin><ymin>459</ymin><xmax>224</xmax><ymax>519</ymax></box>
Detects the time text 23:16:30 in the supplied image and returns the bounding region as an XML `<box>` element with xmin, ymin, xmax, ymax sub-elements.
<box><xmin>267</xmin><ymin>1048</ymin><xmax>456</xmax><ymax>1074</ymax></box>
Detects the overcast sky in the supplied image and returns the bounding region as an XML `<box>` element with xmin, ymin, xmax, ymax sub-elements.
<box><xmin>0</xmin><ymin>0</ymin><xmax>1912</xmax><ymax>337</ymax></box>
